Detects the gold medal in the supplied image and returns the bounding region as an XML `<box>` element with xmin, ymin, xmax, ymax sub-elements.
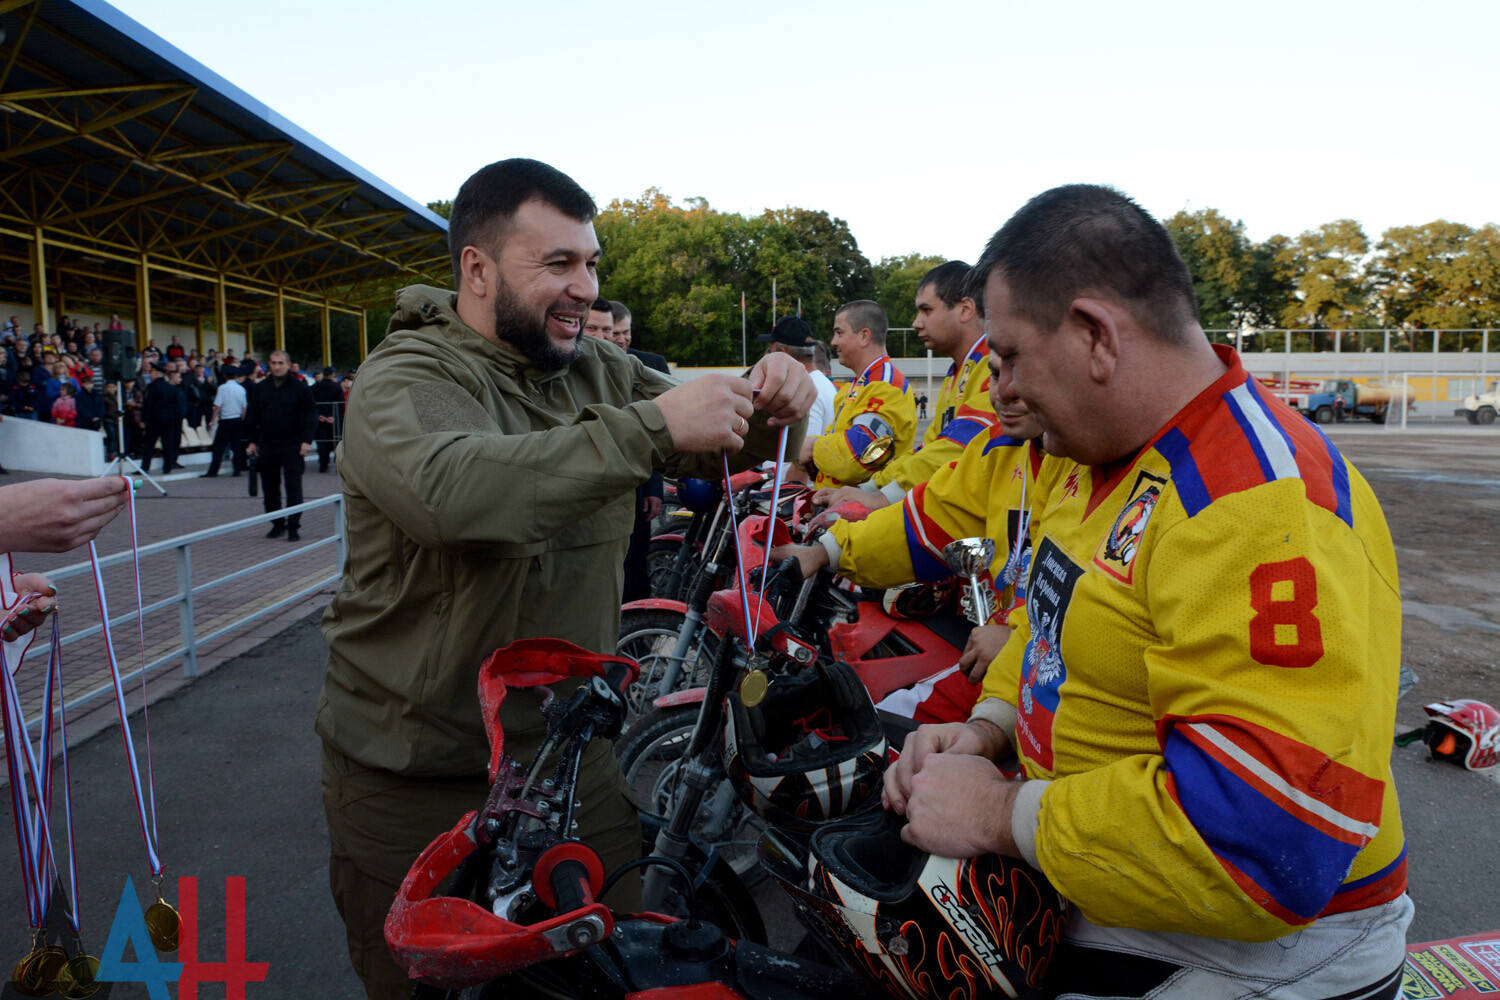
<box><xmin>10</xmin><ymin>950</ymin><xmax>42</xmax><ymax>996</ymax></box>
<box><xmin>24</xmin><ymin>943</ymin><xmax>66</xmax><ymax>993</ymax></box>
<box><xmin>739</xmin><ymin>669</ymin><xmax>769</xmax><ymax>707</ymax></box>
<box><xmin>55</xmin><ymin>953</ymin><xmax>101</xmax><ymax>999</ymax></box>
<box><xmin>145</xmin><ymin>897</ymin><xmax>180</xmax><ymax>952</ymax></box>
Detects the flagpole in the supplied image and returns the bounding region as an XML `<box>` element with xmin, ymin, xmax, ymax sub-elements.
<box><xmin>740</xmin><ymin>291</ymin><xmax>747</xmax><ymax>367</ymax></box>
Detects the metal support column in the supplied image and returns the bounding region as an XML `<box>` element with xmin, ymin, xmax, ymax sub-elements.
<box><xmin>321</xmin><ymin>298</ymin><xmax>331</xmax><ymax>368</ymax></box>
<box><xmin>194</xmin><ymin>314</ymin><xmax>204</xmax><ymax>356</ymax></box>
<box><xmin>29</xmin><ymin>227</ymin><xmax>48</xmax><ymax>333</ymax></box>
<box><xmin>135</xmin><ymin>254</ymin><xmax>152</xmax><ymax>351</ymax></box>
<box><xmin>274</xmin><ymin>287</ymin><xmax>286</xmax><ymax>352</ymax></box>
<box><xmin>216</xmin><ymin>274</ymin><xmax>228</xmax><ymax>355</ymax></box>
<box><xmin>358</xmin><ymin>310</ymin><xmax>367</xmax><ymax>362</ymax></box>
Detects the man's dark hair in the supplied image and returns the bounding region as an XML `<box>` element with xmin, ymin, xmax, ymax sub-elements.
<box><xmin>967</xmin><ymin>184</ymin><xmax>1198</xmax><ymax>343</ymax></box>
<box><xmin>836</xmin><ymin>300</ymin><xmax>888</xmax><ymax>345</ymax></box>
<box><xmin>590</xmin><ymin>297</ymin><xmax>612</xmax><ymax>314</ymax></box>
<box><xmin>918</xmin><ymin>260</ymin><xmax>973</xmax><ymax>309</ymax></box>
<box><xmin>448</xmin><ymin>158</ymin><xmax>597</xmax><ymax>278</ymax></box>
<box><xmin>608</xmin><ymin>300</ymin><xmax>631</xmax><ymax>324</ymax></box>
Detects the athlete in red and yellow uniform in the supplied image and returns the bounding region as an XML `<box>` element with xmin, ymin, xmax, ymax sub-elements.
<box><xmin>978</xmin><ymin>348</ymin><xmax>1407</xmax><ymax>951</ymax></box>
<box><xmin>868</xmin><ymin>336</ymin><xmax>995</xmax><ymax>502</ymax></box>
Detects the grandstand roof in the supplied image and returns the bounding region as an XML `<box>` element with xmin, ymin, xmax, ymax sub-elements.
<box><xmin>0</xmin><ymin>0</ymin><xmax>450</xmax><ymax>327</ymax></box>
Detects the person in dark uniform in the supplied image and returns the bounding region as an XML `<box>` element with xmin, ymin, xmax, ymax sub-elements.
<box><xmin>311</xmin><ymin>366</ymin><xmax>346</xmax><ymax>473</ymax></box>
<box><xmin>605</xmin><ymin>299</ymin><xmax>672</xmax><ymax>601</ymax></box>
<box><xmin>244</xmin><ymin>350</ymin><xmax>316</xmax><ymax>541</ymax></box>
<box><xmin>141</xmin><ymin>367</ymin><xmax>187</xmax><ymax>472</ymax></box>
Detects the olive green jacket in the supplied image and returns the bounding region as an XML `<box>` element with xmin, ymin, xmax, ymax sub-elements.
<box><xmin>316</xmin><ymin>285</ymin><xmax>799</xmax><ymax>776</ymax></box>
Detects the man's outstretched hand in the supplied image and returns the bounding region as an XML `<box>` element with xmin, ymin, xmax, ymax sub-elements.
<box><xmin>747</xmin><ymin>353</ymin><xmax>816</xmax><ymax>428</ymax></box>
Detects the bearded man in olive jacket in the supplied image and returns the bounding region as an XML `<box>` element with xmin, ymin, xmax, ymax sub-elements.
<box><xmin>318</xmin><ymin>158</ymin><xmax>813</xmax><ymax>997</ymax></box>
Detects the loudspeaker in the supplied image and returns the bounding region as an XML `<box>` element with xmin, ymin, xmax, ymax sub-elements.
<box><xmin>102</xmin><ymin>329</ymin><xmax>136</xmax><ymax>381</ymax></box>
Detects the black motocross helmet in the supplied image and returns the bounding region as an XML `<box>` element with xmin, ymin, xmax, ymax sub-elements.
<box><xmin>723</xmin><ymin>660</ymin><xmax>888</xmax><ymax>833</ymax></box>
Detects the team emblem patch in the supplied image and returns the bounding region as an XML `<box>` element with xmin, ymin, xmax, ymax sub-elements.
<box><xmin>1094</xmin><ymin>470</ymin><xmax>1166</xmax><ymax>585</ymax></box>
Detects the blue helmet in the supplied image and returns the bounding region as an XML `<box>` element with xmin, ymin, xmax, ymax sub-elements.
<box><xmin>676</xmin><ymin>478</ymin><xmax>721</xmax><ymax>514</ymax></box>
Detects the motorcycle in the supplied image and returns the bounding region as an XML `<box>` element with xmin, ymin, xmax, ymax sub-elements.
<box><xmin>617</xmin><ymin>504</ymin><xmax>987</xmax><ymax>882</ymax></box>
<box><xmin>387</xmin><ymin>637</ymin><xmax>885</xmax><ymax>1000</ymax></box>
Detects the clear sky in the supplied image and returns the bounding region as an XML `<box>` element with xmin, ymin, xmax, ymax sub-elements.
<box><xmin>111</xmin><ymin>0</ymin><xmax>1500</xmax><ymax>265</ymax></box>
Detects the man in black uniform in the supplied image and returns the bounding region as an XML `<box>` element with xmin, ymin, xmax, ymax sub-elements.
<box><xmin>141</xmin><ymin>366</ymin><xmax>187</xmax><ymax>472</ymax></box>
<box><xmin>311</xmin><ymin>366</ymin><xmax>346</xmax><ymax>473</ymax></box>
<box><xmin>245</xmin><ymin>350</ymin><xmax>316</xmax><ymax>541</ymax></box>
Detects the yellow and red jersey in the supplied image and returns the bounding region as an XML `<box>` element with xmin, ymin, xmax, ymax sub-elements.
<box><xmin>871</xmin><ymin>338</ymin><xmax>997</xmax><ymax>498</ymax></box>
<box><xmin>811</xmin><ymin>356</ymin><xmax>916</xmax><ymax>489</ymax></box>
<box><xmin>825</xmin><ymin>424</ymin><xmax>1045</xmax><ymax>624</ymax></box>
<box><xmin>983</xmin><ymin>346</ymin><xmax>1406</xmax><ymax>943</ymax></box>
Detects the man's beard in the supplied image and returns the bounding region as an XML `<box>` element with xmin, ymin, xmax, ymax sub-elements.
<box><xmin>492</xmin><ymin>279</ymin><xmax>579</xmax><ymax>373</ymax></box>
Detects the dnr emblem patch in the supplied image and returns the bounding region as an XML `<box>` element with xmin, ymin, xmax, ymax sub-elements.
<box><xmin>1094</xmin><ymin>470</ymin><xmax>1167</xmax><ymax>585</ymax></box>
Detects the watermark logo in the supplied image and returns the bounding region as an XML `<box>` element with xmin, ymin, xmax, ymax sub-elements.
<box><xmin>97</xmin><ymin>875</ymin><xmax>268</xmax><ymax>1000</ymax></box>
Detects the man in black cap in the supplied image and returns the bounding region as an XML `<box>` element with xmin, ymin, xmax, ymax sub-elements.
<box><xmin>759</xmin><ymin>316</ymin><xmax>836</xmax><ymax>480</ymax></box>
<box><xmin>311</xmin><ymin>365</ymin><xmax>346</xmax><ymax>473</ymax></box>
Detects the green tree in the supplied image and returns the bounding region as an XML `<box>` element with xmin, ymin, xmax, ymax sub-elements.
<box><xmin>426</xmin><ymin>199</ymin><xmax>452</xmax><ymax>219</ymax></box>
<box><xmin>1370</xmin><ymin>220</ymin><xmax>1500</xmax><ymax>331</ymax></box>
<box><xmin>1165</xmin><ymin>209</ymin><xmax>1254</xmax><ymax>330</ymax></box>
<box><xmin>872</xmin><ymin>253</ymin><xmax>947</xmax><ymax>356</ymax></box>
<box><xmin>1275</xmin><ymin>220</ymin><xmax>1373</xmax><ymax>330</ymax></box>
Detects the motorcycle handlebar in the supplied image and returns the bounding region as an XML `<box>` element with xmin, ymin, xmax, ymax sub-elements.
<box><xmin>548</xmin><ymin>858</ymin><xmax>592</xmax><ymax>914</ymax></box>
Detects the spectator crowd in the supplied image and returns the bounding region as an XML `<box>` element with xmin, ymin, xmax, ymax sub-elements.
<box><xmin>0</xmin><ymin>314</ymin><xmax>354</xmax><ymax>475</ymax></box>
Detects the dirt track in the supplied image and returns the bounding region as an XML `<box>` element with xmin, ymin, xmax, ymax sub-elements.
<box><xmin>1329</xmin><ymin>427</ymin><xmax>1500</xmax><ymax>720</ymax></box>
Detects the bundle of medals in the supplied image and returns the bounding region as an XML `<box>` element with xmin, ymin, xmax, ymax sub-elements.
<box><xmin>1</xmin><ymin>479</ymin><xmax>178</xmax><ymax>996</ymax></box>
<box><xmin>720</xmin><ymin>425</ymin><xmax>790</xmax><ymax>709</ymax></box>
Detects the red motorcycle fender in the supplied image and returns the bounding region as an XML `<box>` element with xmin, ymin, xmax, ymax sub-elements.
<box><xmin>621</xmin><ymin>598</ymin><xmax>689</xmax><ymax>616</ymax></box>
<box><xmin>384</xmin><ymin>810</ymin><xmax>616</xmax><ymax>989</ymax></box>
<box><xmin>649</xmin><ymin>532</ymin><xmax>686</xmax><ymax>544</ymax></box>
<box><xmin>653</xmin><ymin>687</ymin><xmax>708</xmax><ymax>709</ymax></box>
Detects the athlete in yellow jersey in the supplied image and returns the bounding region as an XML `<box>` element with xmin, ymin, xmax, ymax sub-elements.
<box><xmin>884</xmin><ymin>186</ymin><xmax>1410</xmax><ymax>1000</ymax></box>
<box><xmin>798</xmin><ymin>300</ymin><xmax>916</xmax><ymax>489</ymax></box>
<box><xmin>817</xmin><ymin>261</ymin><xmax>998</xmax><ymax>510</ymax></box>
<box><xmin>776</xmin><ymin>355</ymin><xmax>1048</xmax><ymax>722</ymax></box>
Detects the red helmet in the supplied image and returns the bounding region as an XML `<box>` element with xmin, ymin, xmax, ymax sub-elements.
<box><xmin>761</xmin><ymin>812</ymin><xmax>1067</xmax><ymax>1000</ymax></box>
<box><xmin>1422</xmin><ymin>699</ymin><xmax>1500</xmax><ymax>771</ymax></box>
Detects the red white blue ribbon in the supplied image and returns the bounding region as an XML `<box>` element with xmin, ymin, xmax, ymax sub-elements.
<box><xmin>90</xmin><ymin>476</ymin><xmax>164</xmax><ymax>879</ymax></box>
<box><xmin>719</xmin><ymin>423</ymin><xmax>791</xmax><ymax>646</ymax></box>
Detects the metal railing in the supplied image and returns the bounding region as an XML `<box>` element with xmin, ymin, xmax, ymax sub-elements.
<box><xmin>29</xmin><ymin>494</ymin><xmax>344</xmax><ymax>730</ymax></box>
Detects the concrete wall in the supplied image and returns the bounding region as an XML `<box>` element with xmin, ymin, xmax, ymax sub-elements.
<box><xmin>0</xmin><ymin>417</ymin><xmax>106</xmax><ymax>477</ymax></box>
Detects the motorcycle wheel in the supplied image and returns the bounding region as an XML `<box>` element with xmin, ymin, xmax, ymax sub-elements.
<box><xmin>647</xmin><ymin>538</ymin><xmax>688</xmax><ymax>600</ymax></box>
<box><xmin>615</xmin><ymin>704</ymin><xmax>765</xmax><ymax>883</ymax></box>
<box><xmin>615</xmin><ymin>611</ymin><xmax>717</xmax><ymax>729</ymax></box>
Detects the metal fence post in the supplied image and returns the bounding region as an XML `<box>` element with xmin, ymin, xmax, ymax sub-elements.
<box><xmin>334</xmin><ymin>494</ymin><xmax>346</xmax><ymax>575</ymax></box>
<box><xmin>177</xmin><ymin>543</ymin><xmax>197</xmax><ymax>677</ymax></box>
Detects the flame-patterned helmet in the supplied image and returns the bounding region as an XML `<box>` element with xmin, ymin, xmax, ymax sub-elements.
<box><xmin>760</xmin><ymin>812</ymin><xmax>1067</xmax><ymax>1000</ymax></box>
<box><xmin>1422</xmin><ymin>699</ymin><xmax>1500</xmax><ymax>771</ymax></box>
<box><xmin>723</xmin><ymin>660</ymin><xmax>887</xmax><ymax>832</ymax></box>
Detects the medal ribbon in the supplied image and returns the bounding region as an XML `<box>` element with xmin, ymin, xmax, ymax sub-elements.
<box><xmin>719</xmin><ymin>424</ymin><xmax>791</xmax><ymax>647</ymax></box>
<box><xmin>0</xmin><ymin>606</ymin><xmax>59</xmax><ymax>930</ymax></box>
<box><xmin>48</xmin><ymin>618</ymin><xmax>82</xmax><ymax>939</ymax></box>
<box><xmin>90</xmin><ymin>477</ymin><xmax>164</xmax><ymax>878</ymax></box>
<box><xmin>998</xmin><ymin>440</ymin><xmax>1032</xmax><ymax>593</ymax></box>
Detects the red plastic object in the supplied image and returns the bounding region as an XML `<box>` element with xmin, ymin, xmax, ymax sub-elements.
<box><xmin>728</xmin><ymin>469</ymin><xmax>765</xmax><ymax>492</ymax></box>
<box><xmin>704</xmin><ymin>589</ymin><xmax>779</xmax><ymax>648</ymax></box>
<box><xmin>384</xmin><ymin>811</ymin><xmax>616</xmax><ymax>989</ymax></box>
<box><xmin>621</xmin><ymin>597</ymin><xmax>690</xmax><ymax>615</ymax></box>
<box><xmin>654</xmin><ymin>687</ymin><xmax>708</xmax><ymax>709</ymax></box>
<box><xmin>477</xmin><ymin>638</ymin><xmax>639</xmax><ymax>783</ymax></box>
<box><xmin>627</xmin><ymin>985</ymin><xmax>745</xmax><ymax>999</ymax></box>
<box><xmin>532</xmin><ymin>841</ymin><xmax>605</xmax><ymax>911</ymax></box>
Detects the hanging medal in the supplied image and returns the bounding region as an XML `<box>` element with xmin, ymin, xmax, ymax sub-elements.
<box><xmin>91</xmin><ymin>478</ymin><xmax>178</xmax><ymax>952</ymax></box>
<box><xmin>0</xmin><ymin>592</ymin><xmax>70</xmax><ymax>996</ymax></box>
